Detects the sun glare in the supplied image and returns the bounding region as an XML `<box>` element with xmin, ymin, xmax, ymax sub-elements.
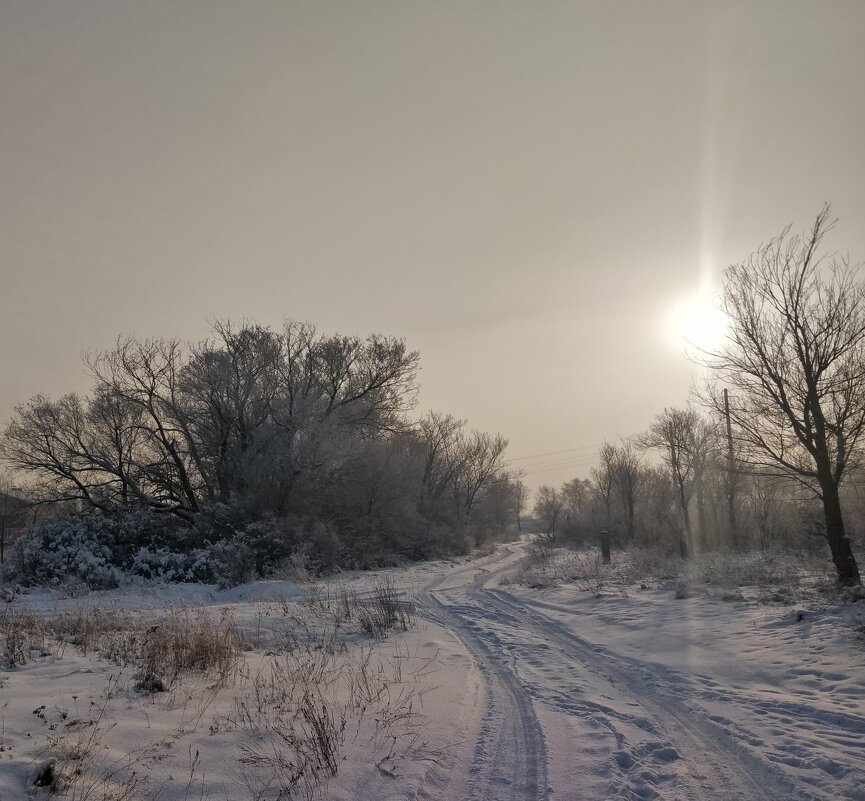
<box><xmin>665</xmin><ymin>286</ymin><xmax>728</xmax><ymax>353</ymax></box>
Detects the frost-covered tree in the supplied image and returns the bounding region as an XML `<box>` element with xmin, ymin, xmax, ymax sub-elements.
<box><xmin>2</xmin><ymin>319</ymin><xmax>514</xmax><ymax>578</ymax></box>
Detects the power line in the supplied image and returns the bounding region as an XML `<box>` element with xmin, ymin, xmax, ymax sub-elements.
<box><xmin>513</xmin><ymin>454</ymin><xmax>598</xmax><ymax>469</ymax></box>
<box><xmin>518</xmin><ymin>461</ymin><xmax>597</xmax><ymax>477</ymax></box>
<box><xmin>507</xmin><ymin>442</ymin><xmax>603</xmax><ymax>462</ymax></box>
<box><xmin>512</xmin><ymin>455</ymin><xmax>600</xmax><ymax>475</ymax></box>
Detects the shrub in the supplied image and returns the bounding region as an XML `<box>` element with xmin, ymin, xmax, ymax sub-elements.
<box><xmin>127</xmin><ymin>546</ymin><xmax>215</xmax><ymax>583</ymax></box>
<box><xmin>13</xmin><ymin>515</ymin><xmax>122</xmax><ymax>589</ymax></box>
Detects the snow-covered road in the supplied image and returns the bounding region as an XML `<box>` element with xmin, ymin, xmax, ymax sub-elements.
<box><xmin>422</xmin><ymin>547</ymin><xmax>549</xmax><ymax>801</ymax></box>
<box><xmin>422</xmin><ymin>543</ymin><xmax>865</xmax><ymax>801</ymax></box>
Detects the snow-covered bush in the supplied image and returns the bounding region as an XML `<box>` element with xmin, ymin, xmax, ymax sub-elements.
<box><xmin>204</xmin><ymin>518</ymin><xmax>299</xmax><ymax>587</ymax></box>
<box><xmin>0</xmin><ymin>606</ymin><xmax>50</xmax><ymax>666</ymax></box>
<box><xmin>127</xmin><ymin>546</ymin><xmax>215</xmax><ymax>583</ymax></box>
<box><xmin>10</xmin><ymin>494</ymin><xmax>500</xmax><ymax>589</ymax></box>
<box><xmin>206</xmin><ymin>537</ymin><xmax>257</xmax><ymax>589</ymax></box>
<box><xmin>12</xmin><ymin>509</ymin><xmax>214</xmax><ymax>589</ymax></box>
<box><xmin>104</xmin><ymin>506</ymin><xmax>185</xmax><ymax>561</ymax></box>
<box><xmin>13</xmin><ymin>515</ymin><xmax>122</xmax><ymax>589</ymax></box>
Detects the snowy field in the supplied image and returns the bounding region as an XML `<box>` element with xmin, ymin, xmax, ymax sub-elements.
<box><xmin>1</xmin><ymin>541</ymin><xmax>864</xmax><ymax>800</ymax></box>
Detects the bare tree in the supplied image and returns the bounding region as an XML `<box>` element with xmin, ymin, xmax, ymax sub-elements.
<box><xmin>533</xmin><ymin>485</ymin><xmax>563</xmax><ymax>539</ymax></box>
<box><xmin>454</xmin><ymin>431</ymin><xmax>510</xmax><ymax>517</ymax></box>
<box><xmin>590</xmin><ymin>442</ymin><xmax>616</xmax><ymax>531</ymax></box>
<box><xmin>4</xmin><ymin>320</ymin><xmax>422</xmax><ymax>521</ymax></box>
<box><xmin>638</xmin><ymin>465</ymin><xmax>679</xmax><ymax>547</ymax></box>
<box><xmin>414</xmin><ymin>412</ymin><xmax>508</xmax><ymax>524</ymax></box>
<box><xmin>609</xmin><ymin>438</ymin><xmax>644</xmax><ymax>542</ymax></box>
<box><xmin>512</xmin><ymin>479</ymin><xmax>530</xmax><ymax>531</ymax></box>
<box><xmin>641</xmin><ymin>408</ymin><xmax>702</xmax><ymax>558</ymax></box>
<box><xmin>469</xmin><ymin>472</ymin><xmax>525</xmax><ymax>542</ymax></box>
<box><xmin>85</xmin><ymin>338</ymin><xmax>204</xmax><ymax>516</ymax></box>
<box><xmin>1</xmin><ymin>392</ymin><xmax>147</xmax><ymax>512</ymax></box>
<box><xmin>685</xmin><ymin>417</ymin><xmax>722</xmax><ymax>549</ymax></box>
<box><xmin>742</xmin><ymin>472</ymin><xmax>789</xmax><ymax>551</ymax></box>
<box><xmin>416</xmin><ymin>412</ymin><xmax>468</xmax><ymax>517</ymax></box>
<box><xmin>702</xmin><ymin>206</ymin><xmax>863</xmax><ymax>585</ymax></box>
<box><xmin>560</xmin><ymin>476</ymin><xmax>591</xmax><ymax>539</ymax></box>
<box><xmin>180</xmin><ymin>321</ymin><xmax>283</xmax><ymax>504</ymax></box>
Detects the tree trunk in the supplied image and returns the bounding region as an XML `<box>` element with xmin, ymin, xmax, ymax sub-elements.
<box><xmin>695</xmin><ymin>478</ymin><xmax>708</xmax><ymax>552</ymax></box>
<box><xmin>811</xmin><ymin>402</ymin><xmax>862</xmax><ymax>585</ymax></box>
<box><xmin>677</xmin><ymin>526</ymin><xmax>688</xmax><ymax>560</ymax></box>
<box><xmin>819</xmin><ymin>476</ymin><xmax>861</xmax><ymax>586</ymax></box>
<box><xmin>600</xmin><ymin>529</ymin><xmax>611</xmax><ymax>564</ymax></box>
<box><xmin>625</xmin><ymin>494</ymin><xmax>635</xmax><ymax>542</ymax></box>
<box><xmin>677</xmin><ymin>484</ymin><xmax>692</xmax><ymax>559</ymax></box>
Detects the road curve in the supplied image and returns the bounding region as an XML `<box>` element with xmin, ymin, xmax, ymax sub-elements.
<box><xmin>419</xmin><ymin>542</ymin><xmax>804</xmax><ymax>801</ymax></box>
<box><xmin>420</xmin><ymin>546</ymin><xmax>549</xmax><ymax>801</ymax></box>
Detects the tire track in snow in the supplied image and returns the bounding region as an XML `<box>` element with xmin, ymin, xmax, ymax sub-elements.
<box><xmin>484</xmin><ymin>586</ymin><xmax>807</xmax><ymax>801</ymax></box>
<box><xmin>419</xmin><ymin>545</ymin><xmax>549</xmax><ymax>801</ymax></box>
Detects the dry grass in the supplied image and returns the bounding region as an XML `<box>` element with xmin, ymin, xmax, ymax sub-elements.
<box><xmin>0</xmin><ymin>605</ymin><xmax>52</xmax><ymax>666</ymax></box>
<box><xmin>213</xmin><ymin>643</ymin><xmax>433</xmax><ymax>801</ymax></box>
<box><xmin>501</xmin><ymin>540</ymin><xmax>557</xmax><ymax>588</ymax></box>
<box><xmin>290</xmin><ymin>578</ymin><xmax>415</xmax><ymax>642</ymax></box>
<box><xmin>135</xmin><ymin>608</ymin><xmax>246</xmax><ymax>693</ymax></box>
<box><xmin>504</xmin><ymin>541</ymin><xmax>840</xmax><ymax>603</ymax></box>
<box><xmin>35</xmin><ymin>675</ymin><xmax>162</xmax><ymax>801</ymax></box>
<box><xmin>671</xmin><ymin>549</ymin><xmax>837</xmax><ymax>602</ymax></box>
<box><xmin>356</xmin><ymin>578</ymin><xmax>413</xmax><ymax>638</ymax></box>
<box><xmin>2</xmin><ymin>604</ymin><xmax>245</xmax><ymax>694</ymax></box>
<box><xmin>5</xmin><ymin>585</ymin><xmax>429</xmax><ymax>801</ymax></box>
<box><xmin>46</xmin><ymin>608</ymin><xmax>140</xmax><ymax>665</ymax></box>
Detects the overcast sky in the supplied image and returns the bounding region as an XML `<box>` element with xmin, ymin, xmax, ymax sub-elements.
<box><xmin>2</xmin><ymin>1</ymin><xmax>865</xmax><ymax>489</ymax></box>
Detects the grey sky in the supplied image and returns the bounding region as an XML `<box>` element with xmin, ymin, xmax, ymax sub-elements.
<box><xmin>2</xmin><ymin>1</ymin><xmax>865</xmax><ymax>488</ymax></box>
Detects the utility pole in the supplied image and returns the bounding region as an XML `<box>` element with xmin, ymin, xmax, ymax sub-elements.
<box><xmin>0</xmin><ymin>482</ymin><xmax>6</xmax><ymax>568</ymax></box>
<box><xmin>723</xmin><ymin>388</ymin><xmax>737</xmax><ymax>547</ymax></box>
<box><xmin>0</xmin><ymin>487</ymin><xmax>5</xmax><ymax>593</ymax></box>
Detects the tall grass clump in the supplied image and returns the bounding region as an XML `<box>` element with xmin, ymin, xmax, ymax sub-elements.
<box><xmin>0</xmin><ymin>605</ymin><xmax>50</xmax><ymax>667</ymax></box>
<box><xmin>356</xmin><ymin>578</ymin><xmax>413</xmax><ymax>638</ymax></box>
<box><xmin>135</xmin><ymin>608</ymin><xmax>245</xmax><ymax>692</ymax></box>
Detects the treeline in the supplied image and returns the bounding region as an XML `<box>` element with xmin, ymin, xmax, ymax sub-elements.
<box><xmin>534</xmin><ymin>408</ymin><xmax>859</xmax><ymax>557</ymax></box>
<box><xmin>1</xmin><ymin>321</ymin><xmax>521</xmax><ymax>586</ymax></box>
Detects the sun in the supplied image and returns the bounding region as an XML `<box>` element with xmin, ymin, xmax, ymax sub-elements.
<box><xmin>665</xmin><ymin>285</ymin><xmax>728</xmax><ymax>352</ymax></box>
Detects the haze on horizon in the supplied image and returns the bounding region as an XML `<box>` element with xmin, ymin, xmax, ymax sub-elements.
<box><xmin>2</xmin><ymin>0</ymin><xmax>865</xmax><ymax>490</ymax></box>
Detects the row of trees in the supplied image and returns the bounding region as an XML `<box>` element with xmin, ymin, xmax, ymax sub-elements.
<box><xmin>536</xmin><ymin>206</ymin><xmax>864</xmax><ymax>586</ymax></box>
<box><xmin>533</xmin><ymin>418</ymin><xmax>837</xmax><ymax>556</ymax></box>
<box><xmin>1</xmin><ymin>321</ymin><xmax>522</xmax><ymax>578</ymax></box>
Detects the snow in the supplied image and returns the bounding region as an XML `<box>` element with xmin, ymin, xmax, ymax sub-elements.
<box><xmin>2</xmin><ymin>541</ymin><xmax>864</xmax><ymax>800</ymax></box>
<box><xmin>489</xmin><ymin>546</ymin><xmax>865</xmax><ymax>800</ymax></box>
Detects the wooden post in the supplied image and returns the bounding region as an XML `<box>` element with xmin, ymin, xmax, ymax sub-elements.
<box><xmin>600</xmin><ymin>529</ymin><xmax>611</xmax><ymax>564</ymax></box>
